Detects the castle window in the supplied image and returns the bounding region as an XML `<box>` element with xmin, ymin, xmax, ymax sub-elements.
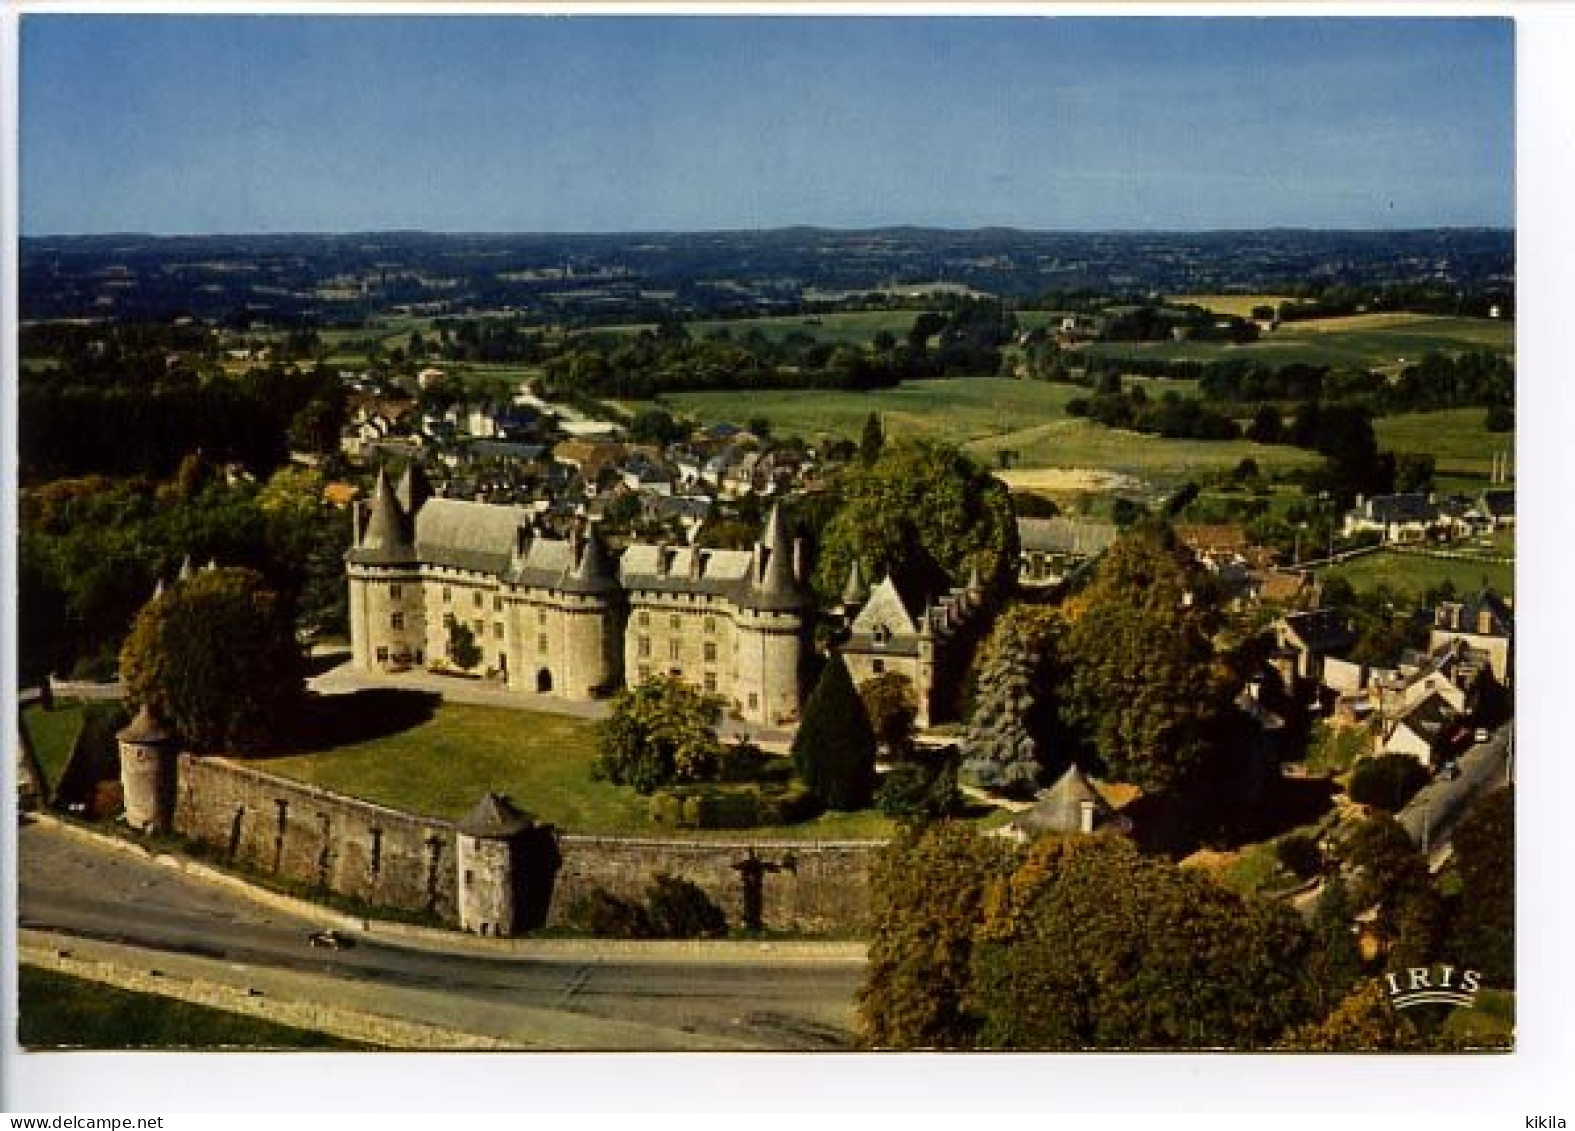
<box><xmin>873</xmin><ymin>624</ymin><xmax>891</xmax><ymax>646</ymax></box>
<box><xmin>443</xmin><ymin>586</ymin><xmax>452</xmax><ymax>603</ymax></box>
<box><xmin>538</xmin><ymin>609</ymin><xmax>548</xmax><ymax>626</ymax></box>
<box><xmin>538</xmin><ymin>634</ymin><xmax>548</xmax><ymax>653</ymax></box>
<box><xmin>376</xmin><ymin>646</ymin><xmax>389</xmax><ymax>663</ymax></box>
<box><xmin>391</xmin><ymin>612</ymin><xmax>405</xmax><ymax>631</ymax></box>
<box><xmin>704</xmin><ymin>642</ymin><xmax>717</xmax><ymax>663</ymax></box>
<box><xmin>748</xmin><ymin>692</ymin><xmax>759</xmax><ymax>711</ymax></box>
<box><xmin>638</xmin><ymin>611</ymin><xmax>650</xmax><ymax>627</ymax></box>
<box><xmin>638</xmin><ymin>636</ymin><xmax>651</xmax><ymax>657</ymax></box>
<box><xmin>872</xmin><ymin>659</ymin><xmax>886</xmax><ymax>674</ymax></box>
<box><xmin>494</xmin><ymin>622</ymin><xmax>504</xmax><ymax>640</ymax></box>
<box><xmin>669</xmin><ymin>640</ymin><xmax>681</xmax><ymax>661</ymax></box>
<box><xmin>473</xmin><ymin>620</ymin><xmax>484</xmax><ymax>635</ymax></box>
<box><xmin>670</xmin><ymin>615</ymin><xmax>681</xmax><ymax>630</ymax></box>
<box><xmin>473</xmin><ymin>591</ymin><xmax>483</xmax><ymax>609</ymax></box>
<box><xmin>704</xmin><ymin>617</ymin><xmax>716</xmax><ymax>634</ymax></box>
<box><xmin>638</xmin><ymin>665</ymin><xmax>652</xmax><ymax>681</ymax></box>
<box><xmin>704</xmin><ymin>672</ymin><xmax>717</xmax><ymax>693</ymax></box>
<box><xmin>494</xmin><ymin>596</ymin><xmax>503</xmax><ymax>613</ymax></box>
<box><xmin>390</xmin><ymin>584</ymin><xmax>402</xmax><ymax>599</ymax></box>
<box><xmin>444</xmin><ymin>613</ymin><xmax>456</xmax><ymax>628</ymax></box>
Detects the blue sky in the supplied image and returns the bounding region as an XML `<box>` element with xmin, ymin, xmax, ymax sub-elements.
<box><xmin>19</xmin><ymin>16</ymin><xmax>1514</xmax><ymax>235</ymax></box>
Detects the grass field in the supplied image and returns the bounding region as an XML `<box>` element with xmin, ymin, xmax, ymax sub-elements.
<box><xmin>1084</xmin><ymin>315</ymin><xmax>1513</xmax><ymax>373</ymax></box>
<box><xmin>651</xmin><ymin>377</ymin><xmax>1321</xmax><ymax>487</ymax></box>
<box><xmin>1316</xmin><ymin>550</ymin><xmax>1514</xmax><ymax>598</ymax></box>
<box><xmin>18</xmin><ymin>965</ymin><xmax>367</xmax><ymax>1050</ymax></box>
<box><xmin>1170</xmin><ymin>294</ymin><xmax>1293</xmax><ymax>318</ymax></box>
<box><xmin>261</xmin><ymin>701</ymin><xmax>897</xmax><ymax>840</ymax></box>
<box><xmin>20</xmin><ymin>701</ymin><xmax>86</xmax><ymax>792</ymax></box>
<box><xmin>1373</xmin><ymin>408</ymin><xmax>1515</xmax><ymax>482</ymax></box>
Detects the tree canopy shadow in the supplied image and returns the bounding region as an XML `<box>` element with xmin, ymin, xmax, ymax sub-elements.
<box><xmin>1123</xmin><ymin>773</ymin><xmax>1340</xmax><ymax>858</ymax></box>
<box><xmin>270</xmin><ymin>688</ymin><xmax>442</xmax><ymax>755</ymax></box>
<box><xmin>304</xmin><ymin>648</ymin><xmax>352</xmax><ymax>678</ymax></box>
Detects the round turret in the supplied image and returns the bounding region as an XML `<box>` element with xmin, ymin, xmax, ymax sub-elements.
<box><xmin>117</xmin><ymin>705</ymin><xmax>178</xmax><ymax>833</ymax></box>
<box><xmin>455</xmin><ymin>792</ymin><xmax>534</xmax><ymax>937</ymax></box>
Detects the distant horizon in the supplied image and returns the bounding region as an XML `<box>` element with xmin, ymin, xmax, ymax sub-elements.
<box><xmin>20</xmin><ymin>222</ymin><xmax>1518</xmax><ymax>241</ymax></box>
<box><xmin>21</xmin><ymin>17</ymin><xmax>1513</xmax><ymax>235</ymax></box>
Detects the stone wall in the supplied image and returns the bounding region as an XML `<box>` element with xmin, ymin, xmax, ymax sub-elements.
<box><xmin>553</xmin><ymin>835</ymin><xmax>880</xmax><ymax>933</ymax></box>
<box><xmin>172</xmin><ymin>755</ymin><xmax>460</xmax><ymax>922</ymax></box>
<box><xmin>169</xmin><ymin>756</ymin><xmax>881</xmax><ymax>933</ymax></box>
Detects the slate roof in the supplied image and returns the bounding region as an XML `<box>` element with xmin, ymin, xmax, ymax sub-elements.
<box><xmin>1479</xmin><ymin>489</ymin><xmax>1515</xmax><ymax>520</ymax></box>
<box><xmin>1393</xmin><ymin>691</ymin><xmax>1458</xmax><ymax>746</ymax></box>
<box><xmin>620</xmin><ymin>544</ymin><xmax>755</xmax><ymax>598</ymax></box>
<box><xmin>415</xmin><ymin>497</ymin><xmax>526</xmax><ymax>574</ymax></box>
<box><xmin>1016</xmin><ymin>517</ymin><xmax>1119</xmax><ymax>557</ymax></box>
<box><xmin>1360</xmin><ymin>493</ymin><xmax>1437</xmax><ymax>524</ymax></box>
<box><xmin>1008</xmin><ymin>766</ymin><xmax>1118</xmax><ymax>837</ymax></box>
<box><xmin>456</xmin><ymin>792</ymin><xmax>534</xmax><ymax>838</ymax></box>
<box><xmin>1281</xmin><ymin>608</ymin><xmax>1356</xmax><ymax>655</ymax></box>
<box><xmin>347</xmin><ymin>470</ymin><xmax>418</xmax><ymax>566</ymax></box>
<box><xmin>117</xmin><ymin>705</ymin><xmax>173</xmax><ymax>746</ymax></box>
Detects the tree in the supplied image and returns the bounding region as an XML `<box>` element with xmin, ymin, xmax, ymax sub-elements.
<box><xmin>858</xmin><ymin>672</ymin><xmax>918</xmax><ymax>759</ymax></box>
<box><xmin>1245</xmin><ymin>404</ymin><xmax>1284</xmax><ymax>445</ymax></box>
<box><xmin>1348</xmin><ymin>754</ymin><xmax>1430</xmax><ymax>811</ymax></box>
<box><xmin>1059</xmin><ymin>531</ymin><xmax>1234</xmax><ymax>795</ymax></box>
<box><xmin>857</xmin><ymin>822</ymin><xmax>1013</xmax><ymax>1049</ymax></box>
<box><xmin>960</xmin><ymin>606</ymin><xmax>1059</xmax><ymax>796</ymax></box>
<box><xmin>1283</xmin><ymin>979</ymin><xmax>1426</xmax><ymax>1051</ymax></box>
<box><xmin>119</xmin><ymin>567</ymin><xmax>304</xmax><ymax>754</ymax></box>
<box><xmin>593</xmin><ymin>675</ymin><xmax>726</xmax><ymax>795</ymax></box>
<box><xmin>1394</xmin><ymin>453</ymin><xmax>1437</xmax><ymax>495</ymax></box>
<box><xmin>859</xmin><ymin>411</ymin><xmax>884</xmax><ymax>466</ymax></box>
<box><xmin>814</xmin><ymin>439</ymin><xmax>1018</xmax><ymax>601</ymax></box>
<box><xmin>1448</xmin><ymin>787</ymin><xmax>1513</xmax><ymax>987</ymax></box>
<box><xmin>792</xmin><ymin>654</ymin><xmax>877</xmax><ymax>810</ymax></box>
<box><xmin>1306</xmin><ymin>872</ymin><xmax>1364</xmax><ymax>1014</ymax></box>
<box><xmin>644</xmin><ymin>873</ymin><xmax>728</xmax><ymax>939</ymax></box>
<box><xmin>968</xmin><ymin>835</ymin><xmax>1317</xmax><ymax>1049</ymax></box>
<box><xmin>446</xmin><ymin>621</ymin><xmax>482</xmax><ymax>672</ymax></box>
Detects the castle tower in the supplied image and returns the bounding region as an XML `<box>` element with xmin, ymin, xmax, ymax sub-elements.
<box><xmin>734</xmin><ymin>504</ymin><xmax>812</xmax><ymax>726</ymax></box>
<box><xmin>555</xmin><ymin>521</ymin><xmax>623</xmax><ymax>698</ymax></box>
<box><xmin>840</xmin><ymin>559</ymin><xmax>869</xmax><ymax>625</ymax></box>
<box><xmin>395</xmin><ymin>461</ymin><xmax>433</xmax><ymax>519</ymax></box>
<box><xmin>455</xmin><ymin>792</ymin><xmax>533</xmax><ymax>938</ymax></box>
<box><xmin>117</xmin><ymin>705</ymin><xmax>178</xmax><ymax>833</ymax></box>
<box><xmin>346</xmin><ymin>468</ymin><xmax>425</xmax><ymax>670</ymax></box>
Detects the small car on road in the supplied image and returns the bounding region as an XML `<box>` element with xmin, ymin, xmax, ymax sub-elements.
<box><xmin>308</xmin><ymin>929</ymin><xmax>354</xmax><ymax>950</ymax></box>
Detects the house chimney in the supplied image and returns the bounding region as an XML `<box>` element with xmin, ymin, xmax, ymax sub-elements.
<box><xmin>1079</xmin><ymin>799</ymin><xmax>1096</xmax><ymax>835</ymax></box>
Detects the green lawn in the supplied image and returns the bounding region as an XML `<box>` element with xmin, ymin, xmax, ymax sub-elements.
<box><xmin>261</xmin><ymin>701</ymin><xmax>898</xmax><ymax>840</ymax></box>
<box><xmin>1374</xmin><ymin>409</ymin><xmax>1515</xmax><ymax>482</ymax></box>
<box><xmin>20</xmin><ymin>700</ymin><xmax>87</xmax><ymax>792</ymax></box>
<box><xmin>1316</xmin><ymin>550</ymin><xmax>1514</xmax><ymax>598</ymax></box>
<box><xmin>18</xmin><ymin>965</ymin><xmax>368</xmax><ymax>1050</ymax></box>
<box><xmin>649</xmin><ymin>377</ymin><xmax>1321</xmax><ymax>486</ymax></box>
<box><xmin>1083</xmin><ymin>315</ymin><xmax>1512</xmax><ymax>372</ymax></box>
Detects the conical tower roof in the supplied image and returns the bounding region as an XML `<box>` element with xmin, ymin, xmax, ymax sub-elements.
<box><xmin>349</xmin><ymin>469</ymin><xmax>417</xmax><ymax>565</ymax></box>
<box><xmin>1012</xmin><ymin>765</ymin><xmax>1113</xmax><ymax>836</ymax></box>
<box><xmin>841</xmin><ymin>559</ymin><xmax>869</xmax><ymax>609</ymax></box>
<box><xmin>456</xmin><ymin>792</ymin><xmax>533</xmax><ymax>839</ymax></box>
<box><xmin>744</xmin><ymin>506</ymin><xmax>808</xmax><ymax>611</ymax></box>
<box><xmin>396</xmin><ymin>461</ymin><xmax>433</xmax><ymax>517</ymax></box>
<box><xmin>117</xmin><ymin>704</ymin><xmax>174</xmax><ymax>746</ymax></box>
<box><xmin>560</xmin><ymin>521</ymin><xmax>620</xmax><ymax>595</ymax></box>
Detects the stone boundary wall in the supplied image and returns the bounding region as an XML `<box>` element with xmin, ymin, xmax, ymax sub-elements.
<box><xmin>46</xmin><ymin>676</ymin><xmax>127</xmax><ymax>701</ymax></box>
<box><xmin>554</xmin><ymin>835</ymin><xmax>883</xmax><ymax>933</ymax></box>
<box><xmin>170</xmin><ymin>757</ymin><xmax>883</xmax><ymax>933</ymax></box>
<box><xmin>173</xmin><ymin>755</ymin><xmax>460</xmax><ymax>923</ymax></box>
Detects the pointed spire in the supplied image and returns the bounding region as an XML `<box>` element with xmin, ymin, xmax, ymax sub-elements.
<box><xmin>204</xmin><ymin>558</ymin><xmax>218</xmax><ymax>572</ymax></box>
<box><xmin>152</xmin><ymin>577</ymin><xmax>166</xmax><ymax>601</ymax></box>
<box><xmin>761</xmin><ymin>502</ymin><xmax>791</xmax><ymax>552</ymax></box>
<box><xmin>841</xmin><ymin>559</ymin><xmax>869</xmax><ymax>609</ymax></box>
<box><xmin>348</xmin><ymin>468</ymin><xmax>417</xmax><ymax>565</ymax></box>
<box><xmin>966</xmin><ymin>563</ymin><xmax>984</xmax><ymax>597</ymax></box>
<box><xmin>396</xmin><ymin>461</ymin><xmax>433</xmax><ymax>516</ymax></box>
<box><xmin>177</xmin><ymin>556</ymin><xmax>193</xmax><ymax>583</ymax></box>
<box><xmin>562</xmin><ymin>520</ymin><xmax>619</xmax><ymax>594</ymax></box>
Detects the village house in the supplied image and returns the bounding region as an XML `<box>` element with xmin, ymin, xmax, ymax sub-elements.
<box><xmin>1014</xmin><ymin>517</ymin><xmax>1119</xmax><ymax>589</ymax></box>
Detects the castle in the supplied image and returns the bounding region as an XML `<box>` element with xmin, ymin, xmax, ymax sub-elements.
<box><xmin>346</xmin><ymin>465</ymin><xmax>813</xmax><ymax>727</ymax></box>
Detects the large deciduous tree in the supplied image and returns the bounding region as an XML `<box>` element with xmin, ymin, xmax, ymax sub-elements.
<box><xmin>1059</xmin><ymin>530</ymin><xmax>1234</xmax><ymax>795</ymax></box>
<box><xmin>967</xmin><ymin>835</ymin><xmax>1318</xmax><ymax>1050</ymax></box>
<box><xmin>857</xmin><ymin>822</ymin><xmax>1013</xmax><ymax>1049</ymax></box>
<box><xmin>813</xmin><ymin>439</ymin><xmax>1018</xmax><ymax>603</ymax></box>
<box><xmin>592</xmin><ymin>675</ymin><xmax>725</xmax><ymax>795</ymax></box>
<box><xmin>792</xmin><ymin>653</ymin><xmax>877</xmax><ymax>810</ymax></box>
<box><xmin>1447</xmin><ymin>787</ymin><xmax>1513</xmax><ymax>987</ymax></box>
<box><xmin>119</xmin><ymin>566</ymin><xmax>304</xmax><ymax>754</ymax></box>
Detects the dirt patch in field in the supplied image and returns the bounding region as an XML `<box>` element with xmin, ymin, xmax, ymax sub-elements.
<box><xmin>996</xmin><ymin>467</ymin><xmax>1144</xmax><ymax>493</ymax></box>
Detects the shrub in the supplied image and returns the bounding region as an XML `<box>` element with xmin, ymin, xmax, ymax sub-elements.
<box><xmin>876</xmin><ymin>758</ymin><xmax>964</xmax><ymax>820</ymax></box>
<box><xmin>648</xmin><ymin>782</ymin><xmax>818</xmax><ymax>829</ymax></box>
<box><xmin>1275</xmin><ymin>833</ymin><xmax>1324</xmax><ymax>880</ymax></box>
<box><xmin>1348</xmin><ymin>754</ymin><xmax>1430</xmax><ymax>812</ymax></box>
<box><xmin>564</xmin><ymin>890</ymin><xmax>652</xmax><ymax>939</ymax></box>
<box><xmin>644</xmin><ymin>874</ymin><xmax>728</xmax><ymax>939</ymax></box>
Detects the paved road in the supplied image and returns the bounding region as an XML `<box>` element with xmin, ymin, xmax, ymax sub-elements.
<box><xmin>1396</xmin><ymin>722</ymin><xmax>1513</xmax><ymax>855</ymax></box>
<box><xmin>16</xmin><ymin>820</ymin><xmax>862</xmax><ymax>1050</ymax></box>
